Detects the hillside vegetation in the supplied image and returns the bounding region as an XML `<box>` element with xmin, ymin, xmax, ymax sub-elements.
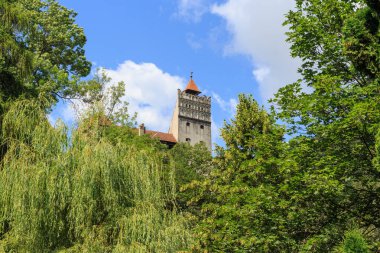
<box><xmin>0</xmin><ymin>100</ymin><xmax>193</xmax><ymax>252</ymax></box>
<box><xmin>0</xmin><ymin>0</ymin><xmax>379</xmax><ymax>252</ymax></box>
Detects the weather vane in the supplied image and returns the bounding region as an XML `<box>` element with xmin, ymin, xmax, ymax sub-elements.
<box><xmin>190</xmin><ymin>71</ymin><xmax>193</xmax><ymax>80</ymax></box>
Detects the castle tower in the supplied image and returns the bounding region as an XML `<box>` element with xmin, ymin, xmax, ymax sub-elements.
<box><xmin>169</xmin><ymin>74</ymin><xmax>212</xmax><ymax>150</ymax></box>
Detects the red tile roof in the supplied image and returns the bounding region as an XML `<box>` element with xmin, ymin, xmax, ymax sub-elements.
<box><xmin>185</xmin><ymin>79</ymin><xmax>201</xmax><ymax>94</ymax></box>
<box><xmin>145</xmin><ymin>130</ymin><xmax>177</xmax><ymax>143</ymax></box>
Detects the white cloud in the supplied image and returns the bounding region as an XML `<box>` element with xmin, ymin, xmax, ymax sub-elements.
<box><xmin>186</xmin><ymin>32</ymin><xmax>202</xmax><ymax>50</ymax></box>
<box><xmin>212</xmin><ymin>92</ymin><xmax>237</xmax><ymax>116</ymax></box>
<box><xmin>211</xmin><ymin>118</ymin><xmax>222</xmax><ymax>149</ymax></box>
<box><xmin>253</xmin><ymin>66</ymin><xmax>270</xmax><ymax>82</ymax></box>
<box><xmin>48</xmin><ymin>100</ymin><xmax>79</xmax><ymax>127</ymax></box>
<box><xmin>211</xmin><ymin>0</ymin><xmax>300</xmax><ymax>101</ymax></box>
<box><xmin>61</xmin><ymin>102</ymin><xmax>77</xmax><ymax>123</ymax></box>
<box><xmin>229</xmin><ymin>97</ymin><xmax>238</xmax><ymax>114</ymax></box>
<box><xmin>51</xmin><ymin>61</ymin><xmax>185</xmax><ymax>133</ymax></box>
<box><xmin>175</xmin><ymin>0</ymin><xmax>210</xmax><ymax>23</ymax></box>
<box><xmin>104</xmin><ymin>61</ymin><xmax>185</xmax><ymax>132</ymax></box>
<box><xmin>47</xmin><ymin>114</ymin><xmax>56</xmax><ymax>126</ymax></box>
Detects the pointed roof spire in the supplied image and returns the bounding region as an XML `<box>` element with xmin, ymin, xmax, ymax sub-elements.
<box><xmin>184</xmin><ymin>72</ymin><xmax>201</xmax><ymax>95</ymax></box>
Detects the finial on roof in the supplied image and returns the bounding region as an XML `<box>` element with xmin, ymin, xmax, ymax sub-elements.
<box><xmin>184</xmin><ymin>72</ymin><xmax>201</xmax><ymax>95</ymax></box>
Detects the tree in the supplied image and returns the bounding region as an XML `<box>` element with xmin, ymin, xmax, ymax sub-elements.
<box><xmin>0</xmin><ymin>0</ymin><xmax>92</xmax><ymax>160</ymax></box>
<box><xmin>168</xmin><ymin>142</ymin><xmax>212</xmax><ymax>212</ymax></box>
<box><xmin>0</xmin><ymin>1</ymin><xmax>195</xmax><ymax>252</ymax></box>
<box><xmin>190</xmin><ymin>94</ymin><xmax>291</xmax><ymax>252</ymax></box>
<box><xmin>190</xmin><ymin>1</ymin><xmax>380</xmax><ymax>249</ymax></box>
<box><xmin>77</xmin><ymin>70</ymin><xmax>137</xmax><ymax>127</ymax></box>
<box><xmin>0</xmin><ymin>0</ymin><xmax>91</xmax><ymax>107</ymax></box>
<box><xmin>271</xmin><ymin>0</ymin><xmax>380</xmax><ymax>250</ymax></box>
<box><xmin>0</xmin><ymin>99</ymin><xmax>193</xmax><ymax>252</ymax></box>
<box><xmin>336</xmin><ymin>229</ymin><xmax>370</xmax><ymax>253</ymax></box>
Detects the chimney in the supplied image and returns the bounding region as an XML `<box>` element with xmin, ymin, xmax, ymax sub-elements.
<box><xmin>139</xmin><ymin>123</ymin><xmax>146</xmax><ymax>136</ymax></box>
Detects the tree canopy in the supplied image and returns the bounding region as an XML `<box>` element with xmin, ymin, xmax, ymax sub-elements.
<box><xmin>190</xmin><ymin>0</ymin><xmax>380</xmax><ymax>251</ymax></box>
<box><xmin>0</xmin><ymin>0</ymin><xmax>379</xmax><ymax>252</ymax></box>
<box><xmin>0</xmin><ymin>0</ymin><xmax>91</xmax><ymax>107</ymax></box>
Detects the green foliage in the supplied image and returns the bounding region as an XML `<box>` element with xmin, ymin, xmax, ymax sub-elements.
<box><xmin>103</xmin><ymin>125</ymin><xmax>164</xmax><ymax>152</ymax></box>
<box><xmin>189</xmin><ymin>94</ymin><xmax>291</xmax><ymax>252</ymax></box>
<box><xmin>168</xmin><ymin>142</ymin><xmax>212</xmax><ymax>212</ymax></box>
<box><xmin>78</xmin><ymin>70</ymin><xmax>137</xmax><ymax>127</ymax></box>
<box><xmin>0</xmin><ymin>0</ymin><xmax>92</xmax><ymax>162</ymax></box>
<box><xmin>335</xmin><ymin>229</ymin><xmax>370</xmax><ymax>253</ymax></box>
<box><xmin>0</xmin><ymin>0</ymin><xmax>91</xmax><ymax>106</ymax></box>
<box><xmin>374</xmin><ymin>128</ymin><xmax>380</xmax><ymax>171</ymax></box>
<box><xmin>0</xmin><ymin>100</ymin><xmax>192</xmax><ymax>252</ymax></box>
<box><xmin>270</xmin><ymin>0</ymin><xmax>380</xmax><ymax>250</ymax></box>
<box><xmin>1</xmin><ymin>0</ymin><xmax>379</xmax><ymax>252</ymax></box>
<box><xmin>189</xmin><ymin>3</ymin><xmax>380</xmax><ymax>248</ymax></box>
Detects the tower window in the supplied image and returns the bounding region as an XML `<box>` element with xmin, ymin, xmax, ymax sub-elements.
<box><xmin>186</xmin><ymin>122</ymin><xmax>190</xmax><ymax>126</ymax></box>
<box><xmin>186</xmin><ymin>138</ymin><xmax>191</xmax><ymax>142</ymax></box>
<box><xmin>200</xmin><ymin>125</ymin><xmax>204</xmax><ymax>129</ymax></box>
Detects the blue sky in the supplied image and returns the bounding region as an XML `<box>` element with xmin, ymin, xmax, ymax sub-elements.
<box><xmin>51</xmin><ymin>0</ymin><xmax>300</xmax><ymax>147</ymax></box>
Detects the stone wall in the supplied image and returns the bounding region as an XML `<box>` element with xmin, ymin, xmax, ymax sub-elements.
<box><xmin>169</xmin><ymin>89</ymin><xmax>212</xmax><ymax>150</ymax></box>
<box><xmin>178</xmin><ymin>90</ymin><xmax>212</xmax><ymax>150</ymax></box>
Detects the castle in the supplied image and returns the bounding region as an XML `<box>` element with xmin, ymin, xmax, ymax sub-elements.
<box><xmin>139</xmin><ymin>75</ymin><xmax>212</xmax><ymax>150</ymax></box>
